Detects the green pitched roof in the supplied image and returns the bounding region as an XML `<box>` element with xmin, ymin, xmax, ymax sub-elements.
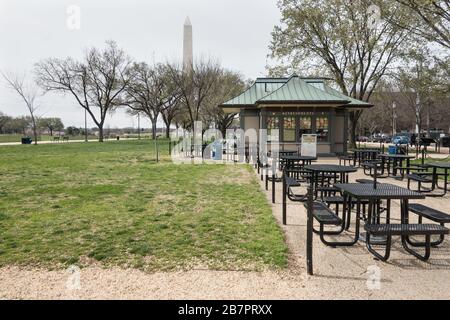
<box><xmin>219</xmin><ymin>75</ymin><xmax>372</xmax><ymax>108</ymax></box>
<box><xmin>257</xmin><ymin>76</ymin><xmax>349</xmax><ymax>105</ymax></box>
<box><xmin>319</xmin><ymin>83</ymin><xmax>373</xmax><ymax>107</ymax></box>
<box><xmin>221</xmin><ymin>79</ymin><xmax>286</xmax><ymax>107</ymax></box>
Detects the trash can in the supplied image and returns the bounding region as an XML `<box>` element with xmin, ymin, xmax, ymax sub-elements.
<box><xmin>388</xmin><ymin>146</ymin><xmax>397</xmax><ymax>155</ymax></box>
<box><xmin>213</xmin><ymin>142</ymin><xmax>222</xmax><ymax>160</ymax></box>
<box><xmin>441</xmin><ymin>137</ymin><xmax>450</xmax><ymax>147</ymax></box>
<box><xmin>21</xmin><ymin>137</ymin><xmax>32</xmax><ymax>145</ymax></box>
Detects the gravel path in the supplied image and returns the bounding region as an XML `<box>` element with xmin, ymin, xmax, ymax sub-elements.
<box><xmin>1</xmin><ymin>158</ymin><xmax>450</xmax><ymax>300</ymax></box>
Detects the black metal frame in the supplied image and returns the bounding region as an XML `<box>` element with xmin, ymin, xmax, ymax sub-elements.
<box><xmin>365</xmin><ymin>199</ymin><xmax>447</xmax><ymax>262</ymax></box>
<box><xmin>313</xmin><ymin>194</ymin><xmax>361</xmax><ymax>247</ymax></box>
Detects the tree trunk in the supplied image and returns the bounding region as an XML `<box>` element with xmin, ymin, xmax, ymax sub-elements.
<box><xmin>220</xmin><ymin>124</ymin><xmax>227</xmax><ymax>139</ymax></box>
<box><xmin>98</xmin><ymin>126</ymin><xmax>104</xmax><ymax>142</ymax></box>
<box><xmin>165</xmin><ymin>124</ymin><xmax>170</xmax><ymax>139</ymax></box>
<box><xmin>151</xmin><ymin>118</ymin><xmax>157</xmax><ymax>140</ymax></box>
<box><xmin>31</xmin><ymin>116</ymin><xmax>38</xmax><ymax>145</ymax></box>
<box><xmin>32</xmin><ymin>127</ymin><xmax>38</xmax><ymax>145</ymax></box>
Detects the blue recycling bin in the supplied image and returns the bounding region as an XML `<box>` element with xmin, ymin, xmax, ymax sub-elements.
<box><xmin>213</xmin><ymin>142</ymin><xmax>222</xmax><ymax>160</ymax></box>
<box><xmin>388</xmin><ymin>146</ymin><xmax>397</xmax><ymax>155</ymax></box>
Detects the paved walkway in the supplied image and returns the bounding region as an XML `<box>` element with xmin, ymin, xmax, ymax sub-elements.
<box><xmin>0</xmin><ymin>138</ymin><xmax>142</xmax><ymax>146</ymax></box>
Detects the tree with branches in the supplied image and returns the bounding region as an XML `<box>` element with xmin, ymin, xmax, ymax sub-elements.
<box><xmin>35</xmin><ymin>40</ymin><xmax>133</xmax><ymax>142</ymax></box>
<box><xmin>38</xmin><ymin>117</ymin><xmax>64</xmax><ymax>136</ymax></box>
<box><xmin>269</xmin><ymin>0</ymin><xmax>412</xmax><ymax>147</ymax></box>
<box><xmin>1</xmin><ymin>71</ymin><xmax>40</xmax><ymax>144</ymax></box>
<box><xmin>166</xmin><ymin>58</ymin><xmax>222</xmax><ymax>135</ymax></box>
<box><xmin>201</xmin><ymin>70</ymin><xmax>247</xmax><ymax>137</ymax></box>
<box><xmin>394</xmin><ymin>0</ymin><xmax>450</xmax><ymax>49</ymax></box>
<box><xmin>123</xmin><ymin>62</ymin><xmax>174</xmax><ymax>139</ymax></box>
<box><xmin>394</xmin><ymin>48</ymin><xmax>447</xmax><ymax>134</ymax></box>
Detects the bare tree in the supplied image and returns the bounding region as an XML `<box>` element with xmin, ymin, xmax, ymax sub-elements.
<box><xmin>123</xmin><ymin>62</ymin><xmax>165</xmax><ymax>139</ymax></box>
<box><xmin>38</xmin><ymin>117</ymin><xmax>64</xmax><ymax>136</ymax></box>
<box><xmin>124</xmin><ymin>63</ymin><xmax>177</xmax><ymax>139</ymax></box>
<box><xmin>1</xmin><ymin>71</ymin><xmax>40</xmax><ymax>144</ymax></box>
<box><xmin>359</xmin><ymin>81</ymin><xmax>396</xmax><ymax>135</ymax></box>
<box><xmin>0</xmin><ymin>112</ymin><xmax>12</xmax><ymax>134</ymax></box>
<box><xmin>202</xmin><ymin>70</ymin><xmax>247</xmax><ymax>136</ymax></box>
<box><xmin>161</xmin><ymin>98</ymin><xmax>182</xmax><ymax>139</ymax></box>
<box><xmin>269</xmin><ymin>0</ymin><xmax>412</xmax><ymax>147</ymax></box>
<box><xmin>35</xmin><ymin>40</ymin><xmax>133</xmax><ymax>142</ymax></box>
<box><xmin>166</xmin><ymin>59</ymin><xmax>222</xmax><ymax>134</ymax></box>
<box><xmin>394</xmin><ymin>48</ymin><xmax>446</xmax><ymax>134</ymax></box>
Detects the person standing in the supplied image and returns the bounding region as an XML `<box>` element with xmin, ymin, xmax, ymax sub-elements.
<box><xmin>411</xmin><ymin>133</ymin><xmax>417</xmax><ymax>147</ymax></box>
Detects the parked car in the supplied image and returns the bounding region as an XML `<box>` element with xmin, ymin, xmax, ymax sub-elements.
<box><xmin>356</xmin><ymin>136</ymin><xmax>369</xmax><ymax>142</ymax></box>
<box><xmin>371</xmin><ymin>134</ymin><xmax>392</xmax><ymax>143</ymax></box>
<box><xmin>371</xmin><ymin>135</ymin><xmax>384</xmax><ymax>143</ymax></box>
<box><xmin>392</xmin><ymin>135</ymin><xmax>410</xmax><ymax>145</ymax></box>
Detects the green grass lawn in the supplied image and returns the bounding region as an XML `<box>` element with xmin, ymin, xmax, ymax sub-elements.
<box><xmin>0</xmin><ymin>140</ymin><xmax>287</xmax><ymax>271</ymax></box>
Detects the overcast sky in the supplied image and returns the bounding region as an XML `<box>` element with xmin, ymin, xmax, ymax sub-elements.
<box><xmin>0</xmin><ymin>0</ymin><xmax>281</xmax><ymax>128</ymax></box>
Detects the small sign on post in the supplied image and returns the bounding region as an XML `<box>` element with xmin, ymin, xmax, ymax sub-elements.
<box><xmin>301</xmin><ymin>134</ymin><xmax>317</xmax><ymax>157</ymax></box>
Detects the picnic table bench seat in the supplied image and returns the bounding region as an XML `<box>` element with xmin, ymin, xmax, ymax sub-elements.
<box><xmin>364</xmin><ymin>223</ymin><xmax>449</xmax><ymax>261</ymax></box>
<box><xmin>407</xmin><ymin>173</ymin><xmax>433</xmax><ymax>183</ymax></box>
<box><xmin>309</xmin><ymin>202</ymin><xmax>342</xmax><ymax>225</ymax></box>
<box><xmin>284</xmin><ymin>176</ymin><xmax>307</xmax><ymax>202</ymax></box>
<box><xmin>316</xmin><ymin>185</ymin><xmax>339</xmax><ymax>191</ymax></box>
<box><xmin>338</xmin><ymin>154</ymin><xmax>354</xmax><ymax>166</ymax></box>
<box><xmin>408</xmin><ymin>203</ymin><xmax>450</xmax><ymax>247</ymax></box>
<box><xmin>356</xmin><ymin>178</ymin><xmax>376</xmax><ymax>184</ymax></box>
<box><xmin>322</xmin><ymin>196</ymin><xmax>344</xmax><ymax>204</ymax></box>
<box><xmin>407</xmin><ymin>172</ymin><xmax>449</xmax><ymax>197</ymax></box>
<box><xmin>394</xmin><ymin>165</ymin><xmax>428</xmax><ymax>172</ymax></box>
<box><xmin>285</xmin><ymin>176</ymin><xmax>300</xmax><ymax>188</ymax></box>
<box><xmin>305</xmin><ymin>201</ymin><xmax>360</xmax><ymax>246</ymax></box>
<box><xmin>365</xmin><ymin>223</ymin><xmax>448</xmax><ymax>236</ymax></box>
<box><xmin>409</xmin><ymin>204</ymin><xmax>450</xmax><ymax>224</ymax></box>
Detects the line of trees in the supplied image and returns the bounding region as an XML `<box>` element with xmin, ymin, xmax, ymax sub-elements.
<box><xmin>31</xmin><ymin>41</ymin><xmax>246</xmax><ymax>143</ymax></box>
<box><xmin>0</xmin><ymin>112</ymin><xmax>64</xmax><ymax>136</ymax></box>
<box><xmin>2</xmin><ymin>41</ymin><xmax>246</xmax><ymax>144</ymax></box>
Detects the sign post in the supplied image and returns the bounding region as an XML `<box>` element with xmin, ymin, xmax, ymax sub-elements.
<box><xmin>301</xmin><ymin>134</ymin><xmax>317</xmax><ymax>157</ymax></box>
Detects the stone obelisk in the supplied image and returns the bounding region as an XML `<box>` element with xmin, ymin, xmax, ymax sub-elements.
<box><xmin>183</xmin><ymin>16</ymin><xmax>193</xmax><ymax>71</ymax></box>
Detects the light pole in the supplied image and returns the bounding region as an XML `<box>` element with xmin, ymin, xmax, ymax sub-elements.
<box><xmin>84</xmin><ymin>108</ymin><xmax>88</xmax><ymax>142</ymax></box>
<box><xmin>392</xmin><ymin>101</ymin><xmax>397</xmax><ymax>136</ymax></box>
<box><xmin>137</xmin><ymin>112</ymin><xmax>141</xmax><ymax>140</ymax></box>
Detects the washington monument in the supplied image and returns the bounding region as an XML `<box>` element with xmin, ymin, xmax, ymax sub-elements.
<box><xmin>183</xmin><ymin>16</ymin><xmax>193</xmax><ymax>70</ymax></box>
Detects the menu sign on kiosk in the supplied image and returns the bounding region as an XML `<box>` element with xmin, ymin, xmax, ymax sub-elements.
<box><xmin>301</xmin><ymin>134</ymin><xmax>317</xmax><ymax>157</ymax></box>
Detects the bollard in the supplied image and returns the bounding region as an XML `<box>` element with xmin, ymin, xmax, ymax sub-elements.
<box><xmin>306</xmin><ymin>187</ymin><xmax>314</xmax><ymax>276</ymax></box>
<box><xmin>282</xmin><ymin>169</ymin><xmax>287</xmax><ymax>225</ymax></box>
<box><xmin>154</xmin><ymin>138</ymin><xmax>159</xmax><ymax>163</ymax></box>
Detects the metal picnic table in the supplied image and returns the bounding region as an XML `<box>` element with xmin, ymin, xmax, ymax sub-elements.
<box><xmin>351</xmin><ymin>149</ymin><xmax>380</xmax><ymax>167</ymax></box>
<box><xmin>378</xmin><ymin>153</ymin><xmax>415</xmax><ymax>177</ymax></box>
<box><xmin>427</xmin><ymin>162</ymin><xmax>450</xmax><ymax>195</ymax></box>
<box><xmin>280</xmin><ymin>154</ymin><xmax>316</xmax><ymax>170</ymax></box>
<box><xmin>334</xmin><ymin>182</ymin><xmax>430</xmax><ymax>260</ymax></box>
<box><xmin>305</xmin><ymin>164</ymin><xmax>357</xmax><ymax>199</ymax></box>
<box><xmin>277</xmin><ymin>155</ymin><xmax>316</xmax><ymax>210</ymax></box>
